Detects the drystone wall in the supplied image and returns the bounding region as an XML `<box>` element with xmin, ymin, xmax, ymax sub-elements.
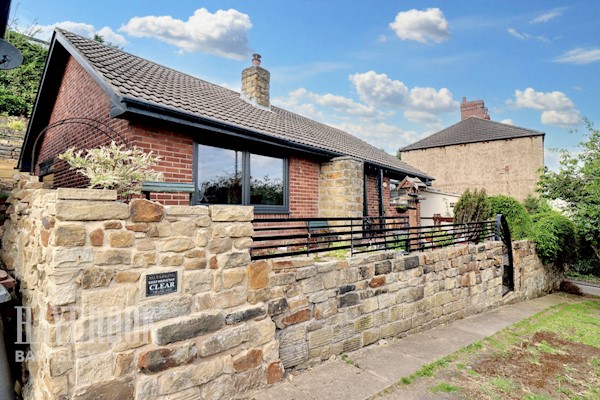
<box><xmin>0</xmin><ymin>178</ymin><xmax>562</xmax><ymax>399</ymax></box>
<box><xmin>0</xmin><ymin>116</ymin><xmax>26</xmax><ymax>192</ymax></box>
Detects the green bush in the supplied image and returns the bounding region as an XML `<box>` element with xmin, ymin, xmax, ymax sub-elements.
<box><xmin>522</xmin><ymin>195</ymin><xmax>552</xmax><ymax>215</ymax></box>
<box><xmin>488</xmin><ymin>195</ymin><xmax>533</xmax><ymax>239</ymax></box>
<box><xmin>531</xmin><ymin>211</ymin><xmax>576</xmax><ymax>265</ymax></box>
<box><xmin>453</xmin><ymin>189</ymin><xmax>491</xmax><ymax>224</ymax></box>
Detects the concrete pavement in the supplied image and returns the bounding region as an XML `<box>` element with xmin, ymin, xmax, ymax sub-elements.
<box><xmin>242</xmin><ymin>293</ymin><xmax>581</xmax><ymax>400</ymax></box>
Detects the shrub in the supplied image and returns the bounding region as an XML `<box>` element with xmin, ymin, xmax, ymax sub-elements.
<box><xmin>58</xmin><ymin>141</ymin><xmax>163</xmax><ymax>197</ymax></box>
<box><xmin>488</xmin><ymin>195</ymin><xmax>533</xmax><ymax>239</ymax></box>
<box><xmin>453</xmin><ymin>189</ymin><xmax>491</xmax><ymax>224</ymax></box>
<box><xmin>531</xmin><ymin>211</ymin><xmax>577</xmax><ymax>265</ymax></box>
<box><xmin>522</xmin><ymin>195</ymin><xmax>551</xmax><ymax>215</ymax></box>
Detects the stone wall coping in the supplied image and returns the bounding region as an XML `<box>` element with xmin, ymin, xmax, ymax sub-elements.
<box><xmin>57</xmin><ymin>188</ymin><xmax>117</xmax><ymax>201</ymax></box>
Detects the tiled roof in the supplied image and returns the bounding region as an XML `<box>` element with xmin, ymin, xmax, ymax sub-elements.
<box><xmin>56</xmin><ymin>29</ymin><xmax>431</xmax><ymax>179</ymax></box>
<box><xmin>401</xmin><ymin>117</ymin><xmax>544</xmax><ymax>152</ymax></box>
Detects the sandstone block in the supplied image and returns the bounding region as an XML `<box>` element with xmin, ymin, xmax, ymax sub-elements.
<box><xmin>225</xmin><ymin>305</ymin><xmax>266</xmax><ymax>325</ymax></box>
<box><xmin>153</xmin><ymin>311</ymin><xmax>224</xmax><ymax>345</ymax></box>
<box><xmin>53</xmin><ymin>224</ymin><xmax>86</xmax><ymax>247</ymax></box>
<box><xmin>94</xmin><ymin>249</ymin><xmax>131</xmax><ymax>265</ymax></box>
<box><xmin>247</xmin><ymin>260</ymin><xmax>269</xmax><ymax>289</ymax></box>
<box><xmin>80</xmin><ymin>267</ymin><xmax>114</xmax><ymax>289</ymax></box>
<box><xmin>125</xmin><ymin>223</ymin><xmax>149</xmax><ymax>232</ymax></box>
<box><xmin>233</xmin><ymin>348</ymin><xmax>263</xmax><ymax>372</ymax></box>
<box><xmin>266</xmin><ymin>360</ymin><xmax>285</xmax><ymax>384</ymax></box>
<box><xmin>159</xmin><ymin>254</ymin><xmax>184</xmax><ymax>266</ymax></box>
<box><xmin>134</xmin><ymin>252</ymin><xmax>157</xmax><ymax>267</ymax></box>
<box><xmin>57</xmin><ymin>188</ymin><xmax>117</xmax><ymax>200</ymax></box>
<box><xmin>166</xmin><ymin>205</ymin><xmax>209</xmax><ymax>216</ymax></box>
<box><xmin>138</xmin><ymin>296</ymin><xmax>192</xmax><ymax>324</ymax></box>
<box><xmin>171</xmin><ymin>220</ymin><xmax>196</xmax><ymax>237</ymax></box>
<box><xmin>183</xmin><ymin>270</ymin><xmax>213</xmax><ymax>294</ymax></box>
<box><xmin>157</xmin><ymin>356</ymin><xmax>223</xmax><ymax>395</ymax></box>
<box><xmin>279</xmin><ymin>308</ymin><xmax>311</xmax><ymax>327</ymax></box>
<box><xmin>116</xmin><ymin>271</ymin><xmax>140</xmax><ymax>283</ymax></box>
<box><xmin>138</xmin><ymin>342</ymin><xmax>198</xmax><ymax>373</ymax></box>
<box><xmin>73</xmin><ymin>379</ymin><xmax>134</xmax><ymax>400</ymax></box>
<box><xmin>109</xmin><ymin>231</ymin><xmax>134</xmax><ymax>248</ymax></box>
<box><xmin>114</xmin><ymin>351</ymin><xmax>135</xmax><ymax>377</ymax></box>
<box><xmin>130</xmin><ymin>199</ymin><xmax>164</xmax><ymax>222</ymax></box>
<box><xmin>90</xmin><ymin>228</ymin><xmax>104</xmax><ymax>246</ymax></box>
<box><xmin>209</xmin><ymin>205</ymin><xmax>253</xmax><ymax>222</ymax></box>
<box><xmin>223</xmin><ymin>267</ymin><xmax>246</xmax><ymax>289</ymax></box>
<box><xmin>200</xmin><ymin>324</ymin><xmax>250</xmax><ymax>357</ymax></box>
<box><xmin>160</xmin><ymin>238</ymin><xmax>194</xmax><ymax>253</ymax></box>
<box><xmin>56</xmin><ymin>201</ymin><xmax>129</xmax><ymax>221</ymax></box>
<box><xmin>218</xmin><ymin>251</ymin><xmax>251</xmax><ymax>269</ymax></box>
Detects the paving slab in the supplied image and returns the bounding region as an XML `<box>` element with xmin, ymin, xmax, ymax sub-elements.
<box><xmin>349</xmin><ymin>345</ymin><xmax>424</xmax><ymax>383</ymax></box>
<box><xmin>290</xmin><ymin>360</ymin><xmax>389</xmax><ymax>400</ymax></box>
<box><xmin>246</xmin><ymin>382</ymin><xmax>312</xmax><ymax>400</ymax></box>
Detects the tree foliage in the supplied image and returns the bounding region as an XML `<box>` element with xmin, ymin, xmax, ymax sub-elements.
<box><xmin>0</xmin><ymin>30</ymin><xmax>48</xmax><ymax>116</ymax></box>
<box><xmin>538</xmin><ymin>119</ymin><xmax>600</xmax><ymax>263</ymax></box>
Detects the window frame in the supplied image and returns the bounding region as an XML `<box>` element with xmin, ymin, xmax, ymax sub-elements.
<box><xmin>193</xmin><ymin>142</ymin><xmax>289</xmax><ymax>214</ymax></box>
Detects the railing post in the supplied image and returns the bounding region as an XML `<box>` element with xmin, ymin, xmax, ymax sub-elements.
<box><xmin>350</xmin><ymin>218</ymin><xmax>354</xmax><ymax>256</ymax></box>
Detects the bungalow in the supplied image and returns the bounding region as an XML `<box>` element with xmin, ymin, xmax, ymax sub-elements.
<box><xmin>19</xmin><ymin>29</ymin><xmax>432</xmax><ymax>222</ymax></box>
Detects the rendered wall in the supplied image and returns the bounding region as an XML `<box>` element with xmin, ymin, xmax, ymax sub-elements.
<box><xmin>1</xmin><ymin>179</ymin><xmax>561</xmax><ymax>399</ymax></box>
<box><xmin>401</xmin><ymin>136</ymin><xmax>544</xmax><ymax>201</ymax></box>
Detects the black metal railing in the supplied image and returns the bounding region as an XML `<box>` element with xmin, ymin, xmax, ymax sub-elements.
<box><xmin>251</xmin><ymin>216</ymin><xmax>497</xmax><ymax>260</ymax></box>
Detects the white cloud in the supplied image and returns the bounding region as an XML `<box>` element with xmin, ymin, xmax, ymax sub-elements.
<box><xmin>120</xmin><ymin>8</ymin><xmax>252</xmax><ymax>60</ymax></box>
<box><xmin>530</xmin><ymin>8</ymin><xmax>565</xmax><ymax>24</ymax></box>
<box><xmin>541</xmin><ymin>110</ymin><xmax>581</xmax><ymax>126</ymax></box>
<box><xmin>336</xmin><ymin>122</ymin><xmax>422</xmax><ymax>154</ymax></box>
<box><xmin>389</xmin><ymin>8</ymin><xmax>449</xmax><ymax>44</ymax></box>
<box><xmin>507</xmin><ymin>28</ymin><xmax>549</xmax><ymax>43</ymax></box>
<box><xmin>554</xmin><ymin>48</ymin><xmax>600</xmax><ymax>65</ymax></box>
<box><xmin>500</xmin><ymin>119</ymin><xmax>514</xmax><ymax>125</ymax></box>
<box><xmin>277</xmin><ymin>87</ymin><xmax>384</xmax><ymax>120</ymax></box>
<box><xmin>350</xmin><ymin>71</ymin><xmax>408</xmax><ymax>107</ymax></box>
<box><xmin>31</xmin><ymin>21</ymin><xmax>127</xmax><ymax>45</ymax></box>
<box><xmin>507</xmin><ymin>88</ymin><xmax>580</xmax><ymax>127</ymax></box>
<box><xmin>349</xmin><ymin>71</ymin><xmax>457</xmax><ymax>124</ymax></box>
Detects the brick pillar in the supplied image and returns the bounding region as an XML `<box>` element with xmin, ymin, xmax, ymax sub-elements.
<box><xmin>318</xmin><ymin>157</ymin><xmax>364</xmax><ymax>219</ymax></box>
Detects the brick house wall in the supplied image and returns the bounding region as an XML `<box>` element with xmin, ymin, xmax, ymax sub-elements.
<box><xmin>401</xmin><ymin>136</ymin><xmax>544</xmax><ymax>201</ymax></box>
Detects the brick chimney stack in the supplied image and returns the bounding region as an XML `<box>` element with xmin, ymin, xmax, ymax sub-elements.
<box><xmin>460</xmin><ymin>97</ymin><xmax>490</xmax><ymax>120</ymax></box>
<box><xmin>241</xmin><ymin>53</ymin><xmax>270</xmax><ymax>109</ymax></box>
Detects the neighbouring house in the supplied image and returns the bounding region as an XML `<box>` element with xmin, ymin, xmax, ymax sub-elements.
<box><xmin>19</xmin><ymin>29</ymin><xmax>432</xmax><ymax>223</ymax></box>
<box><xmin>391</xmin><ymin>176</ymin><xmax>460</xmax><ymax>226</ymax></box>
<box><xmin>399</xmin><ymin>98</ymin><xmax>544</xmax><ymax>201</ymax></box>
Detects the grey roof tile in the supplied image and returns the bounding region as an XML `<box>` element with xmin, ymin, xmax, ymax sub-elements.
<box><xmin>56</xmin><ymin>29</ymin><xmax>430</xmax><ymax>179</ymax></box>
<box><xmin>401</xmin><ymin>117</ymin><xmax>544</xmax><ymax>152</ymax></box>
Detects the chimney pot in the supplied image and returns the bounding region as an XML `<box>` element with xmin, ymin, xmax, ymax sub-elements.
<box><xmin>252</xmin><ymin>53</ymin><xmax>261</xmax><ymax>66</ymax></box>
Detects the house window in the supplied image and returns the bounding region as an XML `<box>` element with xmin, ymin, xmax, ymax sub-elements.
<box><xmin>195</xmin><ymin>144</ymin><xmax>288</xmax><ymax>213</ymax></box>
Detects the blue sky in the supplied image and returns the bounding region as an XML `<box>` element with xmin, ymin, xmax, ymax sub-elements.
<box><xmin>11</xmin><ymin>1</ymin><xmax>600</xmax><ymax>170</ymax></box>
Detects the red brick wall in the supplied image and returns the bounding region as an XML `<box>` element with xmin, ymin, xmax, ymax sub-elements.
<box><xmin>365</xmin><ymin>173</ymin><xmax>405</xmax><ymax>217</ymax></box>
<box><xmin>128</xmin><ymin>123</ymin><xmax>194</xmax><ymax>205</ymax></box>
<box><xmin>36</xmin><ymin>56</ymin><xmax>128</xmax><ymax>188</ymax></box>
<box><xmin>288</xmin><ymin>156</ymin><xmax>319</xmax><ymax>217</ymax></box>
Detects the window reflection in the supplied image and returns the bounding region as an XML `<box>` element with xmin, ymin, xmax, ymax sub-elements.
<box><xmin>250</xmin><ymin>154</ymin><xmax>283</xmax><ymax>205</ymax></box>
<box><xmin>197</xmin><ymin>144</ymin><xmax>285</xmax><ymax>208</ymax></box>
<box><xmin>197</xmin><ymin>145</ymin><xmax>242</xmax><ymax>204</ymax></box>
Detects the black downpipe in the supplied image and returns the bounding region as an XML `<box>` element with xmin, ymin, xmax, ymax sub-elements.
<box><xmin>363</xmin><ymin>171</ymin><xmax>368</xmax><ymax>217</ymax></box>
<box><xmin>378</xmin><ymin>168</ymin><xmax>384</xmax><ymax>217</ymax></box>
